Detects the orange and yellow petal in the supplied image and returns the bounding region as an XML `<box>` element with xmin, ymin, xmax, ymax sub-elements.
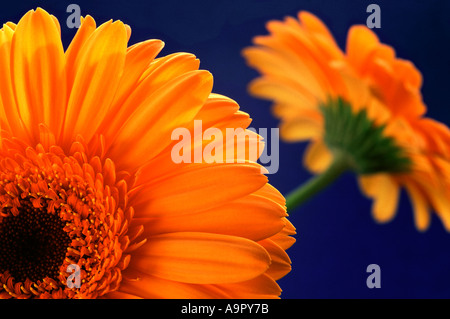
<box><xmin>130</xmin><ymin>232</ymin><xmax>271</xmax><ymax>284</ymax></box>
<box><xmin>63</xmin><ymin>19</ymin><xmax>128</xmax><ymax>146</ymax></box>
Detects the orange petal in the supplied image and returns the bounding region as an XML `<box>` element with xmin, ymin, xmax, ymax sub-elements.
<box><xmin>243</xmin><ymin>46</ymin><xmax>328</xmax><ymax>101</ymax></box>
<box><xmin>131</xmin><ymin>232</ymin><xmax>271</xmax><ymax>284</ymax></box>
<box><xmin>100</xmin><ymin>53</ymin><xmax>201</xmax><ymax>150</ymax></box>
<box><xmin>249</xmin><ymin>16</ymin><xmax>345</xmax><ymax>94</ymax></box>
<box><xmin>404</xmin><ymin>182</ymin><xmax>430</xmax><ymax>231</ymax></box>
<box><xmin>138</xmin><ymin>193</ymin><xmax>286</xmax><ymax>241</ymax></box>
<box><xmin>195</xmin><ymin>93</ymin><xmax>241</xmax><ymax>123</ymax></box>
<box><xmin>120</xmin><ymin>270</ymin><xmax>230</xmax><ymax>298</ymax></box>
<box><xmin>102</xmin><ymin>53</ymin><xmax>201</xmax><ymax>144</ymax></box>
<box><xmin>415</xmin><ymin>179</ymin><xmax>450</xmax><ymax>231</ymax></box>
<box><xmin>107</xmin><ymin>70</ymin><xmax>213</xmax><ymax>169</ymax></box>
<box><xmin>120</xmin><ymin>270</ymin><xmax>281</xmax><ymax>298</ymax></box>
<box><xmin>415</xmin><ymin>118</ymin><xmax>450</xmax><ymax>158</ymax></box>
<box><xmin>0</xmin><ymin>22</ymin><xmax>27</xmax><ymax>140</ymax></box>
<box><xmin>346</xmin><ymin>25</ymin><xmax>380</xmax><ymax>73</ymax></box>
<box><xmin>10</xmin><ymin>8</ymin><xmax>66</xmax><ymax>142</ymax></box>
<box><xmin>140</xmin><ymin>52</ymin><xmax>201</xmax><ymax>84</ymax></box>
<box><xmin>103</xmin><ymin>291</ymin><xmax>142</xmax><ymax>299</ymax></box>
<box><xmin>220</xmin><ymin>128</ymin><xmax>263</xmax><ymax>163</ymax></box>
<box><xmin>359</xmin><ymin>174</ymin><xmax>400</xmax><ymax>223</ymax></box>
<box><xmin>3</xmin><ymin>22</ymin><xmax>16</xmax><ymax>30</ymax></box>
<box><xmin>258</xmin><ymin>239</ymin><xmax>292</xmax><ymax>280</ymax></box>
<box><xmin>107</xmin><ymin>39</ymin><xmax>165</xmax><ymax>115</ymax></box>
<box><xmin>303</xmin><ymin>139</ymin><xmax>333</xmax><ymax>173</ymax></box>
<box><xmin>131</xmin><ymin>162</ymin><xmax>267</xmax><ymax>217</ymax></box>
<box><xmin>269</xmin><ymin>218</ymin><xmax>296</xmax><ymax>250</ymax></box>
<box><xmin>253</xmin><ymin>183</ymin><xmax>286</xmax><ymax>208</ymax></box>
<box><xmin>279</xmin><ymin>118</ymin><xmax>322</xmax><ymax>142</ymax></box>
<box><xmin>248</xmin><ymin>77</ymin><xmax>318</xmax><ymax>110</ymax></box>
<box><xmin>214</xmin><ymin>274</ymin><xmax>281</xmax><ymax>299</ymax></box>
<box><xmin>131</xmin><ymin>95</ymin><xmax>246</xmax><ymax>188</ymax></box>
<box><xmin>63</xmin><ymin>19</ymin><xmax>127</xmax><ymax>146</ymax></box>
<box><xmin>38</xmin><ymin>124</ymin><xmax>56</xmax><ymax>151</ymax></box>
<box><xmin>298</xmin><ymin>11</ymin><xmax>336</xmax><ymax>44</ymax></box>
<box><xmin>65</xmin><ymin>15</ymin><xmax>97</xmax><ymax>87</ymax></box>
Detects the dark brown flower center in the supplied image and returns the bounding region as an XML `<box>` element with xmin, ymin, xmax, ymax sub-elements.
<box><xmin>0</xmin><ymin>139</ymin><xmax>133</xmax><ymax>298</ymax></box>
<box><xmin>0</xmin><ymin>199</ymin><xmax>71</xmax><ymax>283</ymax></box>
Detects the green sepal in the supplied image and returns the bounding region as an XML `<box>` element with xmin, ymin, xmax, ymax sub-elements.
<box><xmin>321</xmin><ymin>97</ymin><xmax>412</xmax><ymax>175</ymax></box>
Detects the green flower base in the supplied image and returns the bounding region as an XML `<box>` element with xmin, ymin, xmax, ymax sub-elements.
<box><xmin>321</xmin><ymin>97</ymin><xmax>411</xmax><ymax>175</ymax></box>
<box><xmin>286</xmin><ymin>97</ymin><xmax>411</xmax><ymax>211</ymax></box>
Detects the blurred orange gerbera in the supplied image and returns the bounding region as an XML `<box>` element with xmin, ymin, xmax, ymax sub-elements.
<box><xmin>243</xmin><ymin>11</ymin><xmax>450</xmax><ymax>231</ymax></box>
<box><xmin>0</xmin><ymin>8</ymin><xmax>295</xmax><ymax>298</ymax></box>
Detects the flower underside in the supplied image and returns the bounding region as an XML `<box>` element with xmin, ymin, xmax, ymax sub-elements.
<box><xmin>321</xmin><ymin>98</ymin><xmax>412</xmax><ymax>175</ymax></box>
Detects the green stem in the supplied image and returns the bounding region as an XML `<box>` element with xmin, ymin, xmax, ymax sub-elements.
<box><xmin>285</xmin><ymin>152</ymin><xmax>351</xmax><ymax>212</ymax></box>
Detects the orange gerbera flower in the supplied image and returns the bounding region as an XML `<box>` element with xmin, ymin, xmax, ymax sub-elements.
<box><xmin>243</xmin><ymin>11</ymin><xmax>450</xmax><ymax>231</ymax></box>
<box><xmin>0</xmin><ymin>8</ymin><xmax>295</xmax><ymax>299</ymax></box>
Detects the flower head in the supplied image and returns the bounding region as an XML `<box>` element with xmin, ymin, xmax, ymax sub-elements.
<box><xmin>0</xmin><ymin>8</ymin><xmax>294</xmax><ymax>298</ymax></box>
<box><xmin>243</xmin><ymin>11</ymin><xmax>450</xmax><ymax>231</ymax></box>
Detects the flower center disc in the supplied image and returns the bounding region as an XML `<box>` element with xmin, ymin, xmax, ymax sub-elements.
<box><xmin>0</xmin><ymin>199</ymin><xmax>71</xmax><ymax>283</ymax></box>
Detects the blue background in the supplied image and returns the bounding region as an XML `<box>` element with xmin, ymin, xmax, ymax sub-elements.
<box><xmin>2</xmin><ymin>0</ymin><xmax>450</xmax><ymax>298</ymax></box>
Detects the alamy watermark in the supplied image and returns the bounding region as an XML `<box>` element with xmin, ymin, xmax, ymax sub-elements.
<box><xmin>65</xmin><ymin>3</ymin><xmax>381</xmax><ymax>30</ymax></box>
<box><xmin>66</xmin><ymin>264</ymin><xmax>81</xmax><ymax>289</ymax></box>
<box><xmin>171</xmin><ymin>120</ymin><xmax>279</xmax><ymax>174</ymax></box>
<box><xmin>366</xmin><ymin>4</ymin><xmax>381</xmax><ymax>29</ymax></box>
<box><xmin>366</xmin><ymin>264</ymin><xmax>381</xmax><ymax>288</ymax></box>
<box><xmin>66</xmin><ymin>4</ymin><xmax>81</xmax><ymax>29</ymax></box>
